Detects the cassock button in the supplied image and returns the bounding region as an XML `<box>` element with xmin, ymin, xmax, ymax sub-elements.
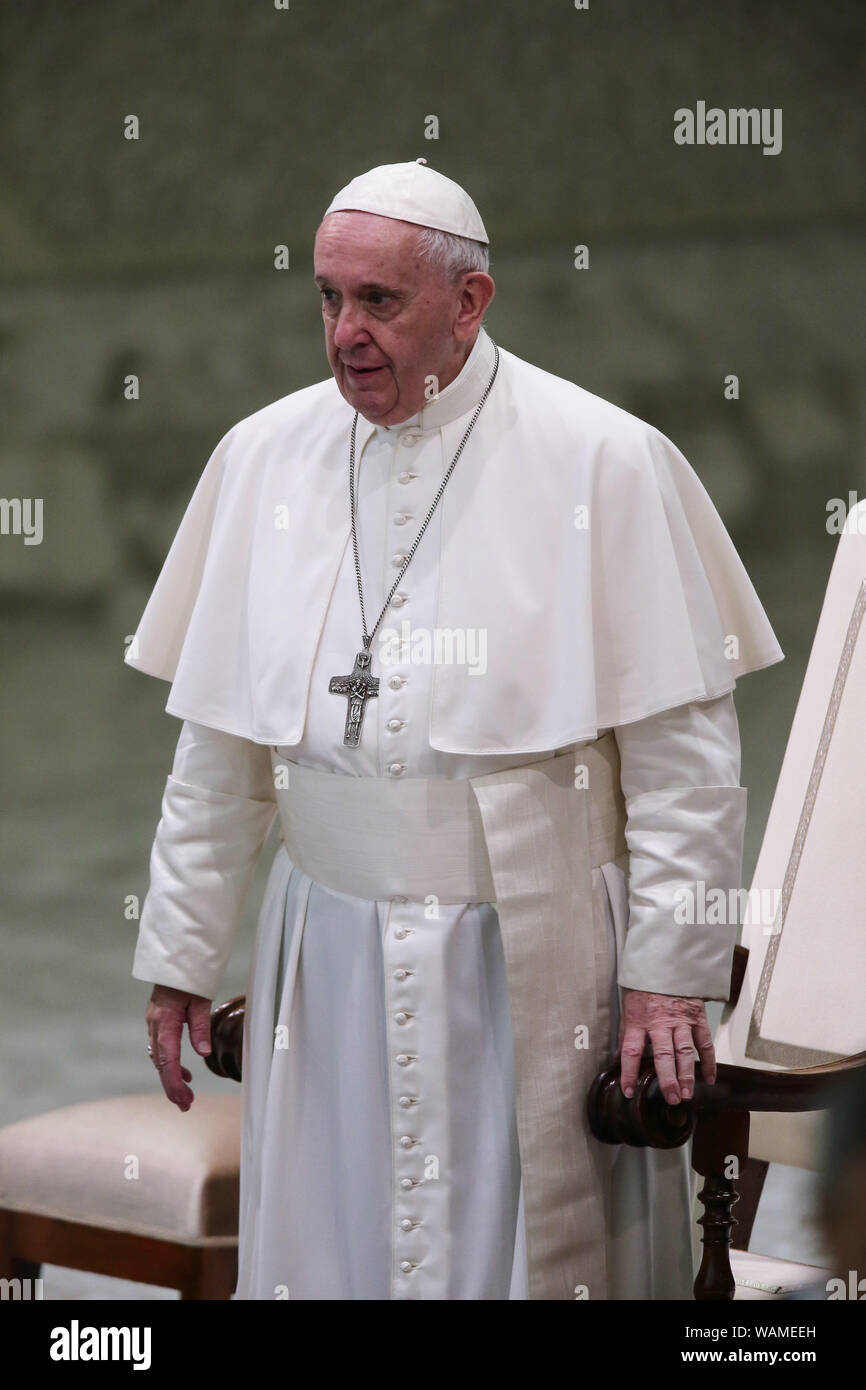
<box><xmin>394</xmin><ymin>968</ymin><xmax>408</xmax><ymax>981</ymax></box>
<box><xmin>387</xmin><ymin>718</ymin><xmax>404</xmax><ymax>732</ymax></box>
<box><xmin>394</xmin><ymin>927</ymin><xmax>408</xmax><ymax>939</ymax></box>
<box><xmin>400</xmin><ymin>1261</ymin><xmax>414</xmax><ymax>1273</ymax></box>
<box><xmin>398</xmin><ymin>470</ymin><xmax>415</xmax><ymax>484</ymax></box>
<box><xmin>400</xmin><ymin>434</ymin><xmax>419</xmax><ymax>447</ymax></box>
<box><xmin>400</xmin><ymin>1219</ymin><xmax>414</xmax><ymax>1231</ymax></box>
<box><xmin>391</xmin><ymin>593</ymin><xmax>407</xmax><ymax>607</ymax></box>
<box><xmin>396</xmin><ymin>1054</ymin><xmax>411</xmax><ymax>1067</ymax></box>
<box><xmin>400</xmin><ymin>1178</ymin><xmax>414</xmax><ymax>1189</ymax></box>
<box><xmin>393</xmin><ymin>513</ymin><xmax>409</xmax><ymax>526</ymax></box>
<box><xmin>388</xmin><ymin>763</ymin><xmax>406</xmax><ymax>777</ymax></box>
<box><xmin>388</xmin><ymin>675</ymin><xmax>405</xmax><ymax>689</ymax></box>
<box><xmin>398</xmin><ymin>1096</ymin><xmax>414</xmax><ymax>1108</ymax></box>
<box><xmin>394</xmin><ymin>1011</ymin><xmax>410</xmax><ymax>1025</ymax></box>
<box><xmin>399</xmin><ymin>1135</ymin><xmax>415</xmax><ymax>1149</ymax></box>
<box><xmin>392</xmin><ymin>894</ymin><xmax>408</xmax><ymax>904</ymax></box>
<box><xmin>391</xmin><ymin>553</ymin><xmax>408</xmax><ymax>567</ymax></box>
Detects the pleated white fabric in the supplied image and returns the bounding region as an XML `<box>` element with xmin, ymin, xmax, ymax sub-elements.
<box><xmin>233</xmin><ymin>827</ymin><xmax>701</xmax><ymax>1299</ymax></box>
<box><xmin>238</xmin><ymin>858</ymin><xmax>526</xmax><ymax>1299</ymax></box>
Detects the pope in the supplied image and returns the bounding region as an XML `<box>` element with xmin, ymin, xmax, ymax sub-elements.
<box><xmin>128</xmin><ymin>160</ymin><xmax>784</xmax><ymax>1300</ymax></box>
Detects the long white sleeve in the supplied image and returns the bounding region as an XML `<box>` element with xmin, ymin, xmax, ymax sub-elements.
<box><xmin>614</xmin><ymin>692</ymin><xmax>747</xmax><ymax>1001</ymax></box>
<box><xmin>132</xmin><ymin>721</ymin><xmax>277</xmax><ymax>998</ymax></box>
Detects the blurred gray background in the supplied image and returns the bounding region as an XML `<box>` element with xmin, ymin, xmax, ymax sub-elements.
<box><xmin>1</xmin><ymin>0</ymin><xmax>863</xmax><ymax>1295</ymax></box>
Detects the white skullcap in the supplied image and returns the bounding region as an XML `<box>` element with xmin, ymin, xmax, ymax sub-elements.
<box><xmin>323</xmin><ymin>159</ymin><xmax>489</xmax><ymax>244</ymax></box>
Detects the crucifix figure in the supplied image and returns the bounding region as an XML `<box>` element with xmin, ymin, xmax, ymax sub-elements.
<box><xmin>329</xmin><ymin>649</ymin><xmax>380</xmax><ymax>747</ymax></box>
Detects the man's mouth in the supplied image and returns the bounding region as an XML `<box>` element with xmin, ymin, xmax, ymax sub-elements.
<box><xmin>345</xmin><ymin>363</ymin><xmax>386</xmax><ymax>377</ymax></box>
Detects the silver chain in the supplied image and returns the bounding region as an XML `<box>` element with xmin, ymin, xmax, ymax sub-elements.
<box><xmin>348</xmin><ymin>342</ymin><xmax>500</xmax><ymax>654</ymax></box>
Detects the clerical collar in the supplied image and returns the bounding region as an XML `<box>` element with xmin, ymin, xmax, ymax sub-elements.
<box><xmin>370</xmin><ymin>325</ymin><xmax>497</xmax><ymax>437</ymax></box>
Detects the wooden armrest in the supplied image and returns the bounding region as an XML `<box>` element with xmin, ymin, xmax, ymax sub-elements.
<box><xmin>589</xmin><ymin>1050</ymin><xmax>866</xmax><ymax>1147</ymax></box>
<box><xmin>204</xmin><ymin>996</ymin><xmax>245</xmax><ymax>1082</ymax></box>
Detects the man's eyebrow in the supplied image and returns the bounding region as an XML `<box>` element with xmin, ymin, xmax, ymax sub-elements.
<box><xmin>313</xmin><ymin>275</ymin><xmax>404</xmax><ymax>296</ymax></box>
<box><xmin>358</xmin><ymin>281</ymin><xmax>404</xmax><ymax>296</ymax></box>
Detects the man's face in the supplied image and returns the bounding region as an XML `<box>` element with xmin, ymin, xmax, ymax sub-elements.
<box><xmin>314</xmin><ymin>210</ymin><xmax>468</xmax><ymax>426</ymax></box>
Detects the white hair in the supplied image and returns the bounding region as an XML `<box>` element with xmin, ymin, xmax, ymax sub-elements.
<box><xmin>414</xmin><ymin>226</ymin><xmax>490</xmax><ymax>282</ymax></box>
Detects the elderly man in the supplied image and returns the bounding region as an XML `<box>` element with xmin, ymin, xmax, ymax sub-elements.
<box><xmin>128</xmin><ymin>161</ymin><xmax>784</xmax><ymax>1300</ymax></box>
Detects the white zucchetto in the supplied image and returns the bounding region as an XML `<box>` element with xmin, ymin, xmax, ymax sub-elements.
<box><xmin>323</xmin><ymin>160</ymin><xmax>489</xmax><ymax>244</ymax></box>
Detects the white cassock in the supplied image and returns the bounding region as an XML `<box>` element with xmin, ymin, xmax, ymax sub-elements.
<box><xmin>127</xmin><ymin>326</ymin><xmax>784</xmax><ymax>1300</ymax></box>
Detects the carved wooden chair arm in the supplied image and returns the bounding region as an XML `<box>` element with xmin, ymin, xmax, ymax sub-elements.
<box><xmin>204</xmin><ymin>995</ymin><xmax>245</xmax><ymax>1082</ymax></box>
<box><xmin>589</xmin><ymin>1050</ymin><xmax>866</xmax><ymax>1148</ymax></box>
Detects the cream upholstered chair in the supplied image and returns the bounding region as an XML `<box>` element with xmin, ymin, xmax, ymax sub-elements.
<box><xmin>0</xmin><ymin>1093</ymin><xmax>240</xmax><ymax>1299</ymax></box>
<box><xmin>588</xmin><ymin>503</ymin><xmax>866</xmax><ymax>1299</ymax></box>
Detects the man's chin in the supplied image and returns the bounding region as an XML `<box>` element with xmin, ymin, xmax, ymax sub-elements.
<box><xmin>338</xmin><ymin>375</ymin><xmax>399</xmax><ymax>422</ymax></box>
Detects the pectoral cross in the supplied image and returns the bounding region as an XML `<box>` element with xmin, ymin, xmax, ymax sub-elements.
<box><xmin>329</xmin><ymin>649</ymin><xmax>380</xmax><ymax>747</ymax></box>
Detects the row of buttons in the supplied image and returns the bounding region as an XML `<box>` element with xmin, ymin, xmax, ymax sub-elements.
<box><xmin>386</xmin><ymin>439</ymin><xmax>422</xmax><ymax>1278</ymax></box>
<box><xmin>390</xmin><ymin>896</ymin><xmax>424</xmax><ymax>1284</ymax></box>
<box><xmin>387</xmin><ymin>447</ymin><xmax>412</xmax><ymax>778</ymax></box>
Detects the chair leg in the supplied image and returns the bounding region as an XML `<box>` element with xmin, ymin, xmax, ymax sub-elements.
<box><xmin>730</xmin><ymin>1157</ymin><xmax>770</xmax><ymax>1251</ymax></box>
<box><xmin>0</xmin><ymin>1209</ymin><xmax>43</xmax><ymax>1296</ymax></box>
<box><xmin>178</xmin><ymin>1246</ymin><xmax>237</xmax><ymax>1300</ymax></box>
<box><xmin>692</xmin><ymin>1109</ymin><xmax>751</xmax><ymax>1300</ymax></box>
<box><xmin>0</xmin><ymin>1208</ymin><xmax>13</xmax><ymax>1279</ymax></box>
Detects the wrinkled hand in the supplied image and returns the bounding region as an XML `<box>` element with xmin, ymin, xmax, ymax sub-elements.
<box><xmin>145</xmin><ymin>985</ymin><xmax>213</xmax><ymax>1111</ymax></box>
<box><xmin>617</xmin><ymin>988</ymin><xmax>716</xmax><ymax>1105</ymax></box>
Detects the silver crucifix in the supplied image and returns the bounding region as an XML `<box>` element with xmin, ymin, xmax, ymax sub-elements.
<box><xmin>328</xmin><ymin>649</ymin><xmax>380</xmax><ymax>747</ymax></box>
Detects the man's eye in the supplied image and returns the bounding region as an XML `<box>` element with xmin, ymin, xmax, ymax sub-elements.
<box><xmin>367</xmin><ymin>293</ymin><xmax>389</xmax><ymax>306</ymax></box>
<box><xmin>320</xmin><ymin>288</ymin><xmax>336</xmax><ymax>302</ymax></box>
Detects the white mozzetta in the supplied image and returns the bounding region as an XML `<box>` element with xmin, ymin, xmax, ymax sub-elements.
<box><xmin>124</xmin><ymin>327</ymin><xmax>783</xmax><ymax>753</ymax></box>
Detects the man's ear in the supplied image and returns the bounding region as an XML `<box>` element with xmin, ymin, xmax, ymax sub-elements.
<box><xmin>454</xmin><ymin>272</ymin><xmax>495</xmax><ymax>341</ymax></box>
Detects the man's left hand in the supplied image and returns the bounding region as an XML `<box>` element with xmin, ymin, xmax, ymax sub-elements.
<box><xmin>617</xmin><ymin>988</ymin><xmax>716</xmax><ymax>1105</ymax></box>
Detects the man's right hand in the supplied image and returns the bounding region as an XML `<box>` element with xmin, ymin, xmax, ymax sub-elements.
<box><xmin>145</xmin><ymin>985</ymin><xmax>213</xmax><ymax>1111</ymax></box>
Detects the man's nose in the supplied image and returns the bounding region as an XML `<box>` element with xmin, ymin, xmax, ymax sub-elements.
<box><xmin>332</xmin><ymin>306</ymin><xmax>371</xmax><ymax>352</ymax></box>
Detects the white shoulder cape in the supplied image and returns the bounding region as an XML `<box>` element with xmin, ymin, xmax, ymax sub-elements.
<box><xmin>125</xmin><ymin>344</ymin><xmax>784</xmax><ymax>753</ymax></box>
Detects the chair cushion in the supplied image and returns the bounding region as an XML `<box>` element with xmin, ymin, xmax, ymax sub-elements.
<box><xmin>732</xmin><ymin>1249</ymin><xmax>829</xmax><ymax>1300</ymax></box>
<box><xmin>0</xmin><ymin>1094</ymin><xmax>240</xmax><ymax>1245</ymax></box>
